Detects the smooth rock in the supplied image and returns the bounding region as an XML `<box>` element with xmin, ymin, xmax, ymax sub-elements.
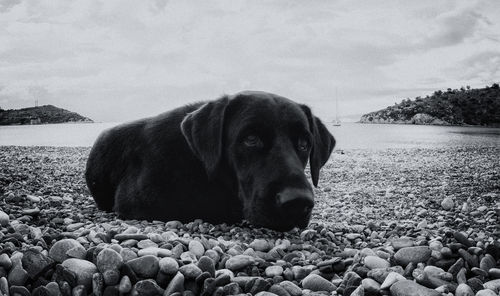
<box><xmin>301</xmin><ymin>274</ymin><xmax>336</xmax><ymax>292</ymax></box>
<box><xmin>394</xmin><ymin>246</ymin><xmax>431</xmax><ymax>266</ymax></box>
<box><xmin>133</xmin><ymin>279</ymin><xmax>164</xmax><ymax>296</ymax></box>
<box><xmin>0</xmin><ymin>211</ymin><xmax>9</xmax><ymax>227</ymax></box>
<box><xmin>103</xmin><ymin>269</ymin><xmax>120</xmax><ymax>286</ymax></box>
<box><xmin>0</xmin><ymin>254</ymin><xmax>12</xmax><ymax>270</ymax></box>
<box><xmin>66</xmin><ymin>245</ymin><xmax>87</xmax><ymax>259</ymax></box>
<box><xmin>364</xmin><ymin>256</ymin><xmax>390</xmax><ymax>270</ymax></box>
<box><xmin>179</xmin><ymin>263</ymin><xmax>202</xmax><ymax>279</ymax></box>
<box><xmin>362</xmin><ymin>278</ymin><xmax>381</xmax><ymax>295</ymax></box>
<box><xmin>455</xmin><ymin>283</ymin><xmax>474</xmax><ymax>296</ymax></box>
<box><xmin>92</xmin><ymin>272</ymin><xmax>104</xmax><ymax>296</ymax></box>
<box><xmin>49</xmin><ymin>239</ymin><xmax>84</xmax><ymax>263</ymax></box>
<box><xmin>164</xmin><ymin>272</ymin><xmax>184</xmax><ymax>296</ymax></box>
<box><xmin>453</xmin><ymin>232</ymin><xmax>473</xmax><ymax>248</ymax></box>
<box><xmin>61</xmin><ymin>258</ymin><xmax>97</xmax><ymax>291</ymax></box>
<box><xmin>137</xmin><ymin>247</ymin><xmax>172</xmax><ymax>257</ymax></box>
<box><xmin>391</xmin><ymin>238</ymin><xmax>415</xmax><ymax>250</ymax></box>
<box><xmin>279</xmin><ymin>281</ymin><xmax>302</xmax><ymax>296</ymax></box>
<box><xmin>255</xmin><ymin>292</ymin><xmax>278</xmax><ymax>296</ymax></box>
<box><xmin>380</xmin><ymin>272</ymin><xmax>405</xmax><ymax>289</ymax></box>
<box><xmin>441</xmin><ymin>197</ymin><xmax>454</xmax><ymax>210</ymax></box>
<box><xmin>268</xmin><ymin>284</ymin><xmax>289</xmax><ymax>296</ymax></box>
<box><xmin>159</xmin><ymin>257</ymin><xmax>179</xmax><ymax>275</ymax></box>
<box><xmin>390</xmin><ymin>280</ymin><xmax>440</xmax><ymax>296</ymax></box>
<box><xmin>225</xmin><ymin>255</ymin><xmax>255</xmax><ymax>271</ymax></box>
<box><xmin>249</xmin><ymin>239</ymin><xmax>272</xmax><ymax>252</ymax></box>
<box><xmin>197</xmin><ymin>256</ymin><xmax>215</xmax><ymax>277</ymax></box>
<box><xmin>96</xmin><ymin>248</ymin><xmax>123</xmax><ymax>272</ymax></box>
<box><xmin>8</xmin><ymin>266</ymin><xmax>29</xmax><ymax>286</ymax></box>
<box><xmin>137</xmin><ymin>239</ymin><xmax>158</xmax><ymax>249</ymax></box>
<box><xmin>118</xmin><ymin>275</ymin><xmax>132</xmax><ymax>294</ymax></box>
<box><xmin>188</xmin><ymin>240</ymin><xmax>205</xmax><ymax>258</ymax></box>
<box><xmin>22</xmin><ymin>249</ymin><xmax>55</xmax><ymax>279</ymax></box>
<box><xmin>126</xmin><ymin>255</ymin><xmax>159</xmax><ymax>278</ymax></box>
<box><xmin>475</xmin><ymin>290</ymin><xmax>497</xmax><ymax>296</ymax></box>
<box><xmin>480</xmin><ymin>254</ymin><xmax>496</xmax><ymax>272</ymax></box>
<box><xmin>483</xmin><ymin>279</ymin><xmax>500</xmax><ymax>292</ymax></box>
<box><xmin>265</xmin><ymin>266</ymin><xmax>284</xmax><ymax>277</ymax></box>
<box><xmin>489</xmin><ymin>268</ymin><xmax>500</xmax><ymax>279</ymax></box>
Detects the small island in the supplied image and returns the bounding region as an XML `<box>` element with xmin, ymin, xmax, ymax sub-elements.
<box><xmin>0</xmin><ymin>105</ymin><xmax>93</xmax><ymax>125</ymax></box>
<box><xmin>360</xmin><ymin>83</ymin><xmax>500</xmax><ymax>126</ymax></box>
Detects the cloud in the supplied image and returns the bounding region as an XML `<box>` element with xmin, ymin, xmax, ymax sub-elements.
<box><xmin>0</xmin><ymin>0</ymin><xmax>21</xmax><ymax>12</ymax></box>
<box><xmin>448</xmin><ymin>51</ymin><xmax>500</xmax><ymax>82</ymax></box>
<box><xmin>0</xmin><ymin>0</ymin><xmax>499</xmax><ymax>122</ymax></box>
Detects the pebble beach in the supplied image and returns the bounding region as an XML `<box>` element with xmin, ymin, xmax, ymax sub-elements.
<box><xmin>0</xmin><ymin>145</ymin><xmax>499</xmax><ymax>296</ymax></box>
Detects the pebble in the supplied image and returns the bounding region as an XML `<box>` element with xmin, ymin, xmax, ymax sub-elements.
<box><xmin>197</xmin><ymin>256</ymin><xmax>216</xmax><ymax>277</ymax></box>
<box><xmin>475</xmin><ymin>290</ymin><xmax>497</xmax><ymax>296</ymax></box>
<box><xmin>48</xmin><ymin>239</ymin><xmax>85</xmax><ymax>263</ymax></box>
<box><xmin>133</xmin><ymin>279</ymin><xmax>164</xmax><ymax>296</ymax></box>
<box><xmin>301</xmin><ymin>274</ymin><xmax>336</xmax><ymax>292</ymax></box>
<box><xmin>483</xmin><ymin>279</ymin><xmax>500</xmax><ymax>292</ymax></box>
<box><xmin>380</xmin><ymin>271</ymin><xmax>406</xmax><ymax>289</ymax></box>
<box><xmin>0</xmin><ymin>254</ymin><xmax>12</xmax><ymax>270</ymax></box>
<box><xmin>61</xmin><ymin>258</ymin><xmax>97</xmax><ymax>291</ymax></box>
<box><xmin>21</xmin><ymin>249</ymin><xmax>55</xmax><ymax>279</ymax></box>
<box><xmin>164</xmin><ymin>272</ymin><xmax>184</xmax><ymax>296</ymax></box>
<box><xmin>441</xmin><ymin>197</ymin><xmax>454</xmax><ymax>210</ymax></box>
<box><xmin>279</xmin><ymin>281</ymin><xmax>302</xmax><ymax>296</ymax></box>
<box><xmin>118</xmin><ymin>275</ymin><xmax>132</xmax><ymax>294</ymax></box>
<box><xmin>0</xmin><ymin>210</ymin><xmax>9</xmax><ymax>227</ymax></box>
<box><xmin>188</xmin><ymin>240</ymin><xmax>205</xmax><ymax>258</ymax></box>
<box><xmin>96</xmin><ymin>248</ymin><xmax>123</xmax><ymax>272</ymax></box>
<box><xmin>179</xmin><ymin>263</ymin><xmax>202</xmax><ymax>279</ymax></box>
<box><xmin>361</xmin><ymin>278</ymin><xmax>381</xmax><ymax>294</ymax></box>
<box><xmin>453</xmin><ymin>231</ymin><xmax>473</xmax><ymax>248</ymax></box>
<box><xmin>225</xmin><ymin>255</ymin><xmax>255</xmax><ymax>271</ymax></box>
<box><xmin>394</xmin><ymin>246</ymin><xmax>431</xmax><ymax>266</ymax></box>
<box><xmin>455</xmin><ymin>283</ymin><xmax>474</xmax><ymax>296</ymax></box>
<box><xmin>159</xmin><ymin>257</ymin><xmax>179</xmax><ymax>275</ymax></box>
<box><xmin>390</xmin><ymin>279</ymin><xmax>440</xmax><ymax>296</ymax></box>
<box><xmin>8</xmin><ymin>266</ymin><xmax>29</xmax><ymax>286</ymax></box>
<box><xmin>265</xmin><ymin>265</ymin><xmax>284</xmax><ymax>277</ymax></box>
<box><xmin>126</xmin><ymin>255</ymin><xmax>159</xmax><ymax>278</ymax></box>
<box><xmin>249</xmin><ymin>239</ymin><xmax>272</xmax><ymax>252</ymax></box>
<box><xmin>364</xmin><ymin>255</ymin><xmax>390</xmax><ymax>269</ymax></box>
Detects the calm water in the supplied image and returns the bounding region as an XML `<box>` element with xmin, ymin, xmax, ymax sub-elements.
<box><xmin>0</xmin><ymin>122</ymin><xmax>499</xmax><ymax>149</ymax></box>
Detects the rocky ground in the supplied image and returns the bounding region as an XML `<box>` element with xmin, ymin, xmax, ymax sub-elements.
<box><xmin>0</xmin><ymin>145</ymin><xmax>499</xmax><ymax>296</ymax></box>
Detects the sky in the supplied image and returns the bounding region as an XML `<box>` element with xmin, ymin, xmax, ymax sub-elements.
<box><xmin>0</xmin><ymin>0</ymin><xmax>499</xmax><ymax>122</ymax></box>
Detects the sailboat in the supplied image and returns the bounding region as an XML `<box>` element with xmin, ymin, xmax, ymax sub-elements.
<box><xmin>331</xmin><ymin>90</ymin><xmax>341</xmax><ymax>126</ymax></box>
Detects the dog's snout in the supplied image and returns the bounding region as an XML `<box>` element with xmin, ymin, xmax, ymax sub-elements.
<box><xmin>276</xmin><ymin>188</ymin><xmax>314</xmax><ymax>217</ymax></box>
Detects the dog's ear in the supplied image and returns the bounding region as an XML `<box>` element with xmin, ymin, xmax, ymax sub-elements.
<box><xmin>301</xmin><ymin>105</ymin><xmax>336</xmax><ymax>187</ymax></box>
<box><xmin>181</xmin><ymin>96</ymin><xmax>230</xmax><ymax>176</ymax></box>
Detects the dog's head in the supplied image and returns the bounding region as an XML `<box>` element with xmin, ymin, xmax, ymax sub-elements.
<box><xmin>181</xmin><ymin>91</ymin><xmax>335</xmax><ymax>231</ymax></box>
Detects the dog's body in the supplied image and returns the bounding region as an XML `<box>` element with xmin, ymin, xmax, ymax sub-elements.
<box><xmin>86</xmin><ymin>91</ymin><xmax>335</xmax><ymax>231</ymax></box>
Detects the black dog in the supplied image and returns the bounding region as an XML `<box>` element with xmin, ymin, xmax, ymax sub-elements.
<box><xmin>85</xmin><ymin>91</ymin><xmax>335</xmax><ymax>231</ymax></box>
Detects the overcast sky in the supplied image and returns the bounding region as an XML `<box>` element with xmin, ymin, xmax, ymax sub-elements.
<box><xmin>1</xmin><ymin>0</ymin><xmax>499</xmax><ymax>122</ymax></box>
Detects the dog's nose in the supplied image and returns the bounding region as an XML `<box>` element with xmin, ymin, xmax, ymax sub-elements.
<box><xmin>276</xmin><ymin>188</ymin><xmax>314</xmax><ymax>217</ymax></box>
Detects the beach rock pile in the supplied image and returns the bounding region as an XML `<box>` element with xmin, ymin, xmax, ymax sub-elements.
<box><xmin>0</xmin><ymin>146</ymin><xmax>498</xmax><ymax>296</ymax></box>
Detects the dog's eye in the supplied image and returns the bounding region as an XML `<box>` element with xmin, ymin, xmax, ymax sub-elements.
<box><xmin>297</xmin><ymin>138</ymin><xmax>310</xmax><ymax>151</ymax></box>
<box><xmin>243</xmin><ymin>135</ymin><xmax>263</xmax><ymax>148</ymax></box>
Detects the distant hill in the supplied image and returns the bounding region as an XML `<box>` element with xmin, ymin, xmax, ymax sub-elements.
<box><xmin>0</xmin><ymin>105</ymin><xmax>93</xmax><ymax>125</ymax></box>
<box><xmin>360</xmin><ymin>83</ymin><xmax>500</xmax><ymax>126</ymax></box>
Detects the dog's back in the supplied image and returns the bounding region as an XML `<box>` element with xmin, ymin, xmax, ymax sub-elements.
<box><xmin>85</xmin><ymin>103</ymin><xmax>203</xmax><ymax>214</ymax></box>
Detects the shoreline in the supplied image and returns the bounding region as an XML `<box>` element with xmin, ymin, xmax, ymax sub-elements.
<box><xmin>0</xmin><ymin>146</ymin><xmax>498</xmax><ymax>295</ymax></box>
<box><xmin>357</xmin><ymin>121</ymin><xmax>500</xmax><ymax>128</ymax></box>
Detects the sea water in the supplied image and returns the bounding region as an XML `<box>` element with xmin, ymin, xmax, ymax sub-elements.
<box><xmin>0</xmin><ymin>122</ymin><xmax>499</xmax><ymax>149</ymax></box>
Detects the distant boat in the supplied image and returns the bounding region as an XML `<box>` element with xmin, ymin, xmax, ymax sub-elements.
<box><xmin>331</xmin><ymin>90</ymin><xmax>341</xmax><ymax>126</ymax></box>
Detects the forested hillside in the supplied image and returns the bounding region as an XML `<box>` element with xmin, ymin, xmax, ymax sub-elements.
<box><xmin>360</xmin><ymin>83</ymin><xmax>500</xmax><ymax>126</ymax></box>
